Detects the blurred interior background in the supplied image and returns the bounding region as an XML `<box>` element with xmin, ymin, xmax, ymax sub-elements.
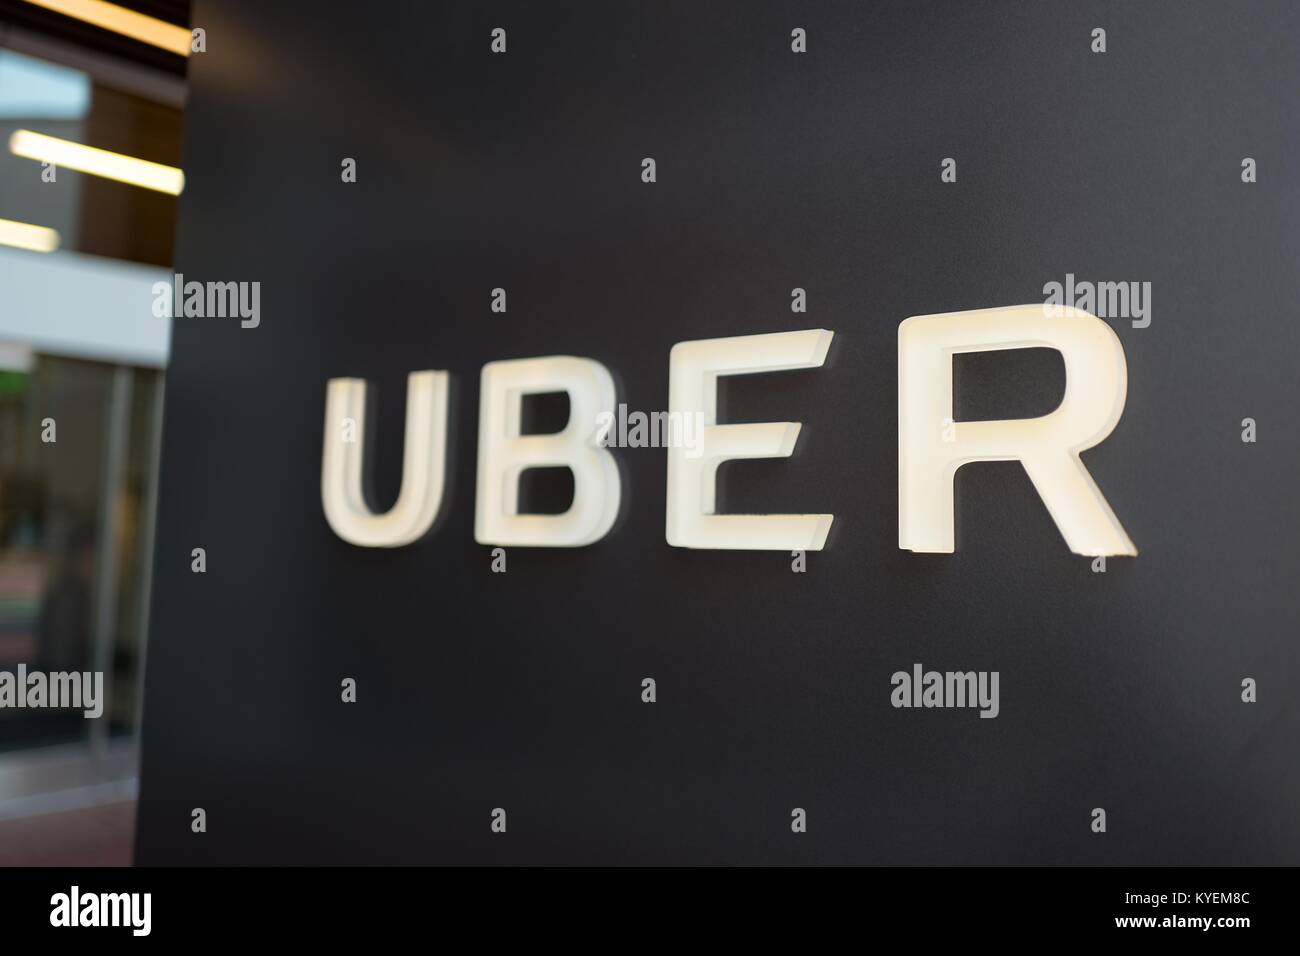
<box><xmin>0</xmin><ymin>0</ymin><xmax>188</xmax><ymax>865</ymax></box>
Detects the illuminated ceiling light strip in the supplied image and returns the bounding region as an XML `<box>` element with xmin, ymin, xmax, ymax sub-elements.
<box><xmin>9</xmin><ymin>129</ymin><xmax>185</xmax><ymax>195</ymax></box>
<box><xmin>20</xmin><ymin>0</ymin><xmax>191</xmax><ymax>56</ymax></box>
<box><xmin>0</xmin><ymin>217</ymin><xmax>60</xmax><ymax>253</ymax></box>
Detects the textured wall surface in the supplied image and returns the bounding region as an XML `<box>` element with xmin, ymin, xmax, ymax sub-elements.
<box><xmin>137</xmin><ymin>1</ymin><xmax>1300</xmax><ymax>864</ymax></box>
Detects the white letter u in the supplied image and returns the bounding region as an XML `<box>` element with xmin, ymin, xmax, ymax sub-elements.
<box><xmin>321</xmin><ymin>371</ymin><xmax>448</xmax><ymax>547</ymax></box>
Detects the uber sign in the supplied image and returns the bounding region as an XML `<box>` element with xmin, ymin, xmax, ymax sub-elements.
<box><xmin>321</xmin><ymin>304</ymin><xmax>1136</xmax><ymax>557</ymax></box>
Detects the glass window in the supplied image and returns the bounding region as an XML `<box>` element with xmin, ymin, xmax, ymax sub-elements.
<box><xmin>0</xmin><ymin>352</ymin><xmax>159</xmax><ymax>752</ymax></box>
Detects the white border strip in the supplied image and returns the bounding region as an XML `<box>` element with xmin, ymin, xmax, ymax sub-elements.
<box><xmin>0</xmin><ymin>246</ymin><xmax>170</xmax><ymax>368</ymax></box>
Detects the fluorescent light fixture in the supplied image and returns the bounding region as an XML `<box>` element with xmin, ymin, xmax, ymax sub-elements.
<box><xmin>0</xmin><ymin>51</ymin><xmax>90</xmax><ymax>120</ymax></box>
<box><xmin>0</xmin><ymin>217</ymin><xmax>60</xmax><ymax>253</ymax></box>
<box><xmin>19</xmin><ymin>0</ymin><xmax>191</xmax><ymax>57</ymax></box>
<box><xmin>9</xmin><ymin>129</ymin><xmax>184</xmax><ymax>195</ymax></box>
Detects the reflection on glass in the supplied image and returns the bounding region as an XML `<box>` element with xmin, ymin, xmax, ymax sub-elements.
<box><xmin>0</xmin><ymin>353</ymin><xmax>160</xmax><ymax>751</ymax></box>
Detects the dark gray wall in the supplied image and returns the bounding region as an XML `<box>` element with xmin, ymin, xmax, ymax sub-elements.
<box><xmin>136</xmin><ymin>0</ymin><xmax>1300</xmax><ymax>864</ymax></box>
